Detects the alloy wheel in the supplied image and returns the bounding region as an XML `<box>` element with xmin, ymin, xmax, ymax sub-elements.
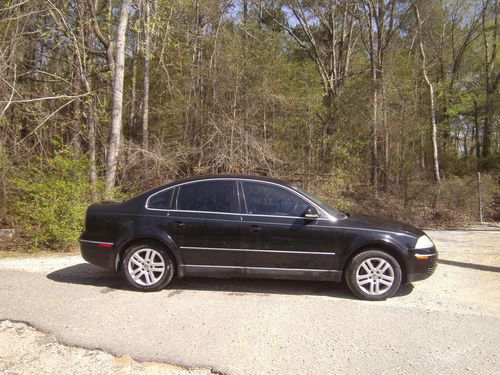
<box><xmin>127</xmin><ymin>248</ymin><xmax>167</xmax><ymax>286</ymax></box>
<box><xmin>355</xmin><ymin>257</ymin><xmax>395</xmax><ymax>296</ymax></box>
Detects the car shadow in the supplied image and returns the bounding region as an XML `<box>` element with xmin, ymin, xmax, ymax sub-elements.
<box><xmin>46</xmin><ymin>263</ymin><xmax>414</xmax><ymax>299</ymax></box>
<box><xmin>438</xmin><ymin>259</ymin><xmax>500</xmax><ymax>273</ymax></box>
<box><xmin>169</xmin><ymin>277</ymin><xmax>414</xmax><ymax>299</ymax></box>
<box><xmin>47</xmin><ymin>263</ymin><xmax>125</xmax><ymax>289</ymax></box>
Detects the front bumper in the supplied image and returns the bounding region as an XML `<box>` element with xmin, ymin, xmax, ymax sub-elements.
<box><xmin>405</xmin><ymin>246</ymin><xmax>438</xmax><ymax>283</ymax></box>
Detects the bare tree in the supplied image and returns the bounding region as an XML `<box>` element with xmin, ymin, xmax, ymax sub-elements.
<box><xmin>130</xmin><ymin>14</ymin><xmax>140</xmax><ymax>136</ymax></box>
<box><xmin>414</xmin><ymin>3</ymin><xmax>441</xmax><ymax>184</ymax></box>
<box><xmin>87</xmin><ymin>0</ymin><xmax>115</xmax><ymax>71</ymax></box>
<box><xmin>269</xmin><ymin>1</ymin><xmax>357</xmax><ymax>107</ymax></box>
<box><xmin>264</xmin><ymin>0</ymin><xmax>357</xmax><ymax>172</ymax></box>
<box><xmin>44</xmin><ymin>0</ymin><xmax>99</xmax><ymax>189</ymax></box>
<box><xmin>105</xmin><ymin>0</ymin><xmax>133</xmax><ymax>196</ymax></box>
<box><xmin>77</xmin><ymin>1</ymin><xmax>98</xmax><ymax>190</ymax></box>
<box><xmin>357</xmin><ymin>0</ymin><xmax>400</xmax><ymax>193</ymax></box>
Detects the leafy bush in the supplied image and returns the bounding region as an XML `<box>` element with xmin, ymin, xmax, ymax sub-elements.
<box><xmin>10</xmin><ymin>153</ymin><xmax>95</xmax><ymax>250</ymax></box>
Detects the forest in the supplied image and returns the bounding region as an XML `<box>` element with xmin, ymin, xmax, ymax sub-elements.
<box><xmin>0</xmin><ymin>0</ymin><xmax>498</xmax><ymax>250</ymax></box>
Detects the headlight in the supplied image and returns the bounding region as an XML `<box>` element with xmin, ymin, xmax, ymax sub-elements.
<box><xmin>415</xmin><ymin>235</ymin><xmax>434</xmax><ymax>249</ymax></box>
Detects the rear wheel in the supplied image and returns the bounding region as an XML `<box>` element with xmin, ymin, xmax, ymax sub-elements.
<box><xmin>121</xmin><ymin>242</ymin><xmax>174</xmax><ymax>291</ymax></box>
<box><xmin>346</xmin><ymin>250</ymin><xmax>402</xmax><ymax>301</ymax></box>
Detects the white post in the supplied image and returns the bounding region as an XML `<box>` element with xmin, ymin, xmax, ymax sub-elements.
<box><xmin>477</xmin><ymin>172</ymin><xmax>483</xmax><ymax>223</ymax></box>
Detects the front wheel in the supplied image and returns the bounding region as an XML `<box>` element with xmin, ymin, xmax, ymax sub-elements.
<box><xmin>346</xmin><ymin>250</ymin><xmax>402</xmax><ymax>301</ymax></box>
<box><xmin>121</xmin><ymin>242</ymin><xmax>174</xmax><ymax>291</ymax></box>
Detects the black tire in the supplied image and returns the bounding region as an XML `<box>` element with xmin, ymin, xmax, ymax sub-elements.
<box><xmin>121</xmin><ymin>242</ymin><xmax>175</xmax><ymax>291</ymax></box>
<box><xmin>346</xmin><ymin>250</ymin><xmax>402</xmax><ymax>301</ymax></box>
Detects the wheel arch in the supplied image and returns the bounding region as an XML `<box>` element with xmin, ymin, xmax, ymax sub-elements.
<box><xmin>343</xmin><ymin>241</ymin><xmax>408</xmax><ymax>283</ymax></box>
<box><xmin>115</xmin><ymin>236</ymin><xmax>183</xmax><ymax>276</ymax></box>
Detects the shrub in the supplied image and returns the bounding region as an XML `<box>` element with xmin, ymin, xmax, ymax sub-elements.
<box><xmin>10</xmin><ymin>153</ymin><xmax>94</xmax><ymax>250</ymax></box>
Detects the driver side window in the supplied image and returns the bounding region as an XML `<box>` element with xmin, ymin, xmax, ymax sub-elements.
<box><xmin>242</xmin><ymin>181</ymin><xmax>310</xmax><ymax>217</ymax></box>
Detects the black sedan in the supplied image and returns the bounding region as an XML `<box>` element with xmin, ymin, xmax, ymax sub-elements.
<box><xmin>80</xmin><ymin>175</ymin><xmax>437</xmax><ymax>300</ymax></box>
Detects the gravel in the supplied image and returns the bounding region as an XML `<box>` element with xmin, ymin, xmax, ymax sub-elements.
<box><xmin>0</xmin><ymin>229</ymin><xmax>499</xmax><ymax>374</ymax></box>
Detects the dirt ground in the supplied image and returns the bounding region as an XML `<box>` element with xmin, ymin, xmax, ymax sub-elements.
<box><xmin>0</xmin><ymin>321</ymin><xmax>215</xmax><ymax>375</ymax></box>
<box><xmin>394</xmin><ymin>228</ymin><xmax>500</xmax><ymax>317</ymax></box>
<box><xmin>0</xmin><ymin>228</ymin><xmax>499</xmax><ymax>375</ymax></box>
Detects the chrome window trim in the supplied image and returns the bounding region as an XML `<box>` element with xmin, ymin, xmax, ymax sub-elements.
<box><xmin>182</xmin><ymin>264</ymin><xmax>335</xmax><ymax>272</ymax></box>
<box><xmin>145</xmin><ymin>208</ymin><xmax>332</xmax><ymax>221</ymax></box>
<box><xmin>180</xmin><ymin>246</ymin><xmax>335</xmax><ymax>256</ymax></box>
<box><xmin>144</xmin><ymin>177</ymin><xmax>336</xmax><ymax>221</ymax></box>
<box><xmin>79</xmin><ymin>239</ymin><xmax>114</xmax><ymax>246</ymax></box>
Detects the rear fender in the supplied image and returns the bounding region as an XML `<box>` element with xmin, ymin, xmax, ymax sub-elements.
<box><xmin>114</xmin><ymin>233</ymin><xmax>184</xmax><ymax>275</ymax></box>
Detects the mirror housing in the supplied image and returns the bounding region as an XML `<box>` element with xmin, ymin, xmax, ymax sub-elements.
<box><xmin>304</xmin><ymin>205</ymin><xmax>319</xmax><ymax>220</ymax></box>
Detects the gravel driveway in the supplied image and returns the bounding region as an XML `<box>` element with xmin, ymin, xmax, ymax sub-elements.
<box><xmin>1</xmin><ymin>229</ymin><xmax>499</xmax><ymax>374</ymax></box>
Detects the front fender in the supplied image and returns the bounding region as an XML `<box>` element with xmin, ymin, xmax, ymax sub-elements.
<box><xmin>339</xmin><ymin>232</ymin><xmax>410</xmax><ymax>271</ymax></box>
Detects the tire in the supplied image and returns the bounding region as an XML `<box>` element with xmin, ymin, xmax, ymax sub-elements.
<box><xmin>346</xmin><ymin>250</ymin><xmax>402</xmax><ymax>301</ymax></box>
<box><xmin>121</xmin><ymin>242</ymin><xmax>175</xmax><ymax>291</ymax></box>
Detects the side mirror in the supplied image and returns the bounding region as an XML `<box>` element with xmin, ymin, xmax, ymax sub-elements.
<box><xmin>304</xmin><ymin>206</ymin><xmax>319</xmax><ymax>220</ymax></box>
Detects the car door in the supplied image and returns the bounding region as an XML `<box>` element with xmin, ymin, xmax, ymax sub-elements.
<box><xmin>240</xmin><ymin>180</ymin><xmax>339</xmax><ymax>279</ymax></box>
<box><xmin>168</xmin><ymin>179</ymin><xmax>243</xmax><ymax>275</ymax></box>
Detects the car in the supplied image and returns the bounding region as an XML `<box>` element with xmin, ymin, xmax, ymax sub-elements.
<box><xmin>80</xmin><ymin>175</ymin><xmax>437</xmax><ymax>300</ymax></box>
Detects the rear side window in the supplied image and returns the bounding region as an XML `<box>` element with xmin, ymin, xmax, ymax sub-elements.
<box><xmin>148</xmin><ymin>189</ymin><xmax>173</xmax><ymax>209</ymax></box>
<box><xmin>242</xmin><ymin>181</ymin><xmax>309</xmax><ymax>217</ymax></box>
<box><xmin>176</xmin><ymin>180</ymin><xmax>238</xmax><ymax>213</ymax></box>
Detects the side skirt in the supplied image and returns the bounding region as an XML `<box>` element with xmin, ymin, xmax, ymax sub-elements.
<box><xmin>179</xmin><ymin>265</ymin><xmax>342</xmax><ymax>282</ymax></box>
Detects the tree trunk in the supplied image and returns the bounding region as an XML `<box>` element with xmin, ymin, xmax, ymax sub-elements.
<box><xmin>429</xmin><ymin>83</ymin><xmax>441</xmax><ymax>183</ymax></box>
<box><xmin>243</xmin><ymin>0</ymin><xmax>249</xmax><ymax>169</ymax></box>
<box><xmin>87</xmin><ymin>97</ymin><xmax>97</xmax><ymax>189</ymax></box>
<box><xmin>359</xmin><ymin>0</ymin><xmax>396</xmax><ymax>195</ymax></box>
<box><xmin>415</xmin><ymin>4</ymin><xmax>441</xmax><ymax>183</ymax></box>
<box><xmin>371</xmin><ymin>63</ymin><xmax>379</xmax><ymax>194</ymax></box>
<box><xmin>142</xmin><ymin>0</ymin><xmax>150</xmax><ymax>158</ymax></box>
<box><xmin>130</xmin><ymin>27</ymin><xmax>139</xmax><ymax>138</ymax></box>
<box><xmin>383</xmin><ymin>86</ymin><xmax>390</xmax><ymax>190</ymax></box>
<box><xmin>481</xmin><ymin>0</ymin><xmax>498</xmax><ymax>157</ymax></box>
<box><xmin>105</xmin><ymin>0</ymin><xmax>132</xmax><ymax>197</ymax></box>
<box><xmin>74</xmin><ymin>0</ymin><xmax>97</xmax><ymax>191</ymax></box>
<box><xmin>473</xmin><ymin>100</ymin><xmax>481</xmax><ymax>157</ymax></box>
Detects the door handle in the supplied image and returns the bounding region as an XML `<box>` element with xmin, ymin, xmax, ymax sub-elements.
<box><xmin>172</xmin><ymin>221</ymin><xmax>185</xmax><ymax>228</ymax></box>
<box><xmin>249</xmin><ymin>225</ymin><xmax>262</xmax><ymax>233</ymax></box>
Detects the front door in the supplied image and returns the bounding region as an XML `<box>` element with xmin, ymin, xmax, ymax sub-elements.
<box><xmin>240</xmin><ymin>180</ymin><xmax>339</xmax><ymax>280</ymax></box>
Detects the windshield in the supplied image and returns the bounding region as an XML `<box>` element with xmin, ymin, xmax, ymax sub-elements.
<box><xmin>292</xmin><ymin>187</ymin><xmax>347</xmax><ymax>220</ymax></box>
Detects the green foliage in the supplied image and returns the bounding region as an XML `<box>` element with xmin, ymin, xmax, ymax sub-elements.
<box><xmin>0</xmin><ymin>143</ymin><xmax>9</xmax><ymax>176</ymax></box>
<box><xmin>10</xmin><ymin>153</ymin><xmax>96</xmax><ymax>250</ymax></box>
<box><xmin>1</xmin><ymin>0</ymin><xmax>499</xmax><ymax>243</ymax></box>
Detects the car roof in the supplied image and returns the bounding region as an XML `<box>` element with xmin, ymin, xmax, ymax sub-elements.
<box><xmin>169</xmin><ymin>174</ymin><xmax>291</xmax><ymax>187</ymax></box>
<box><xmin>127</xmin><ymin>175</ymin><xmax>292</xmax><ymax>205</ymax></box>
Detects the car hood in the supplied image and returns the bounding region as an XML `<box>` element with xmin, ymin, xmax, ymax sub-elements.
<box><xmin>340</xmin><ymin>216</ymin><xmax>425</xmax><ymax>237</ymax></box>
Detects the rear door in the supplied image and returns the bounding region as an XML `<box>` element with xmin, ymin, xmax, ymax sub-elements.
<box><xmin>240</xmin><ymin>180</ymin><xmax>338</xmax><ymax>278</ymax></box>
<box><xmin>168</xmin><ymin>179</ymin><xmax>243</xmax><ymax>275</ymax></box>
